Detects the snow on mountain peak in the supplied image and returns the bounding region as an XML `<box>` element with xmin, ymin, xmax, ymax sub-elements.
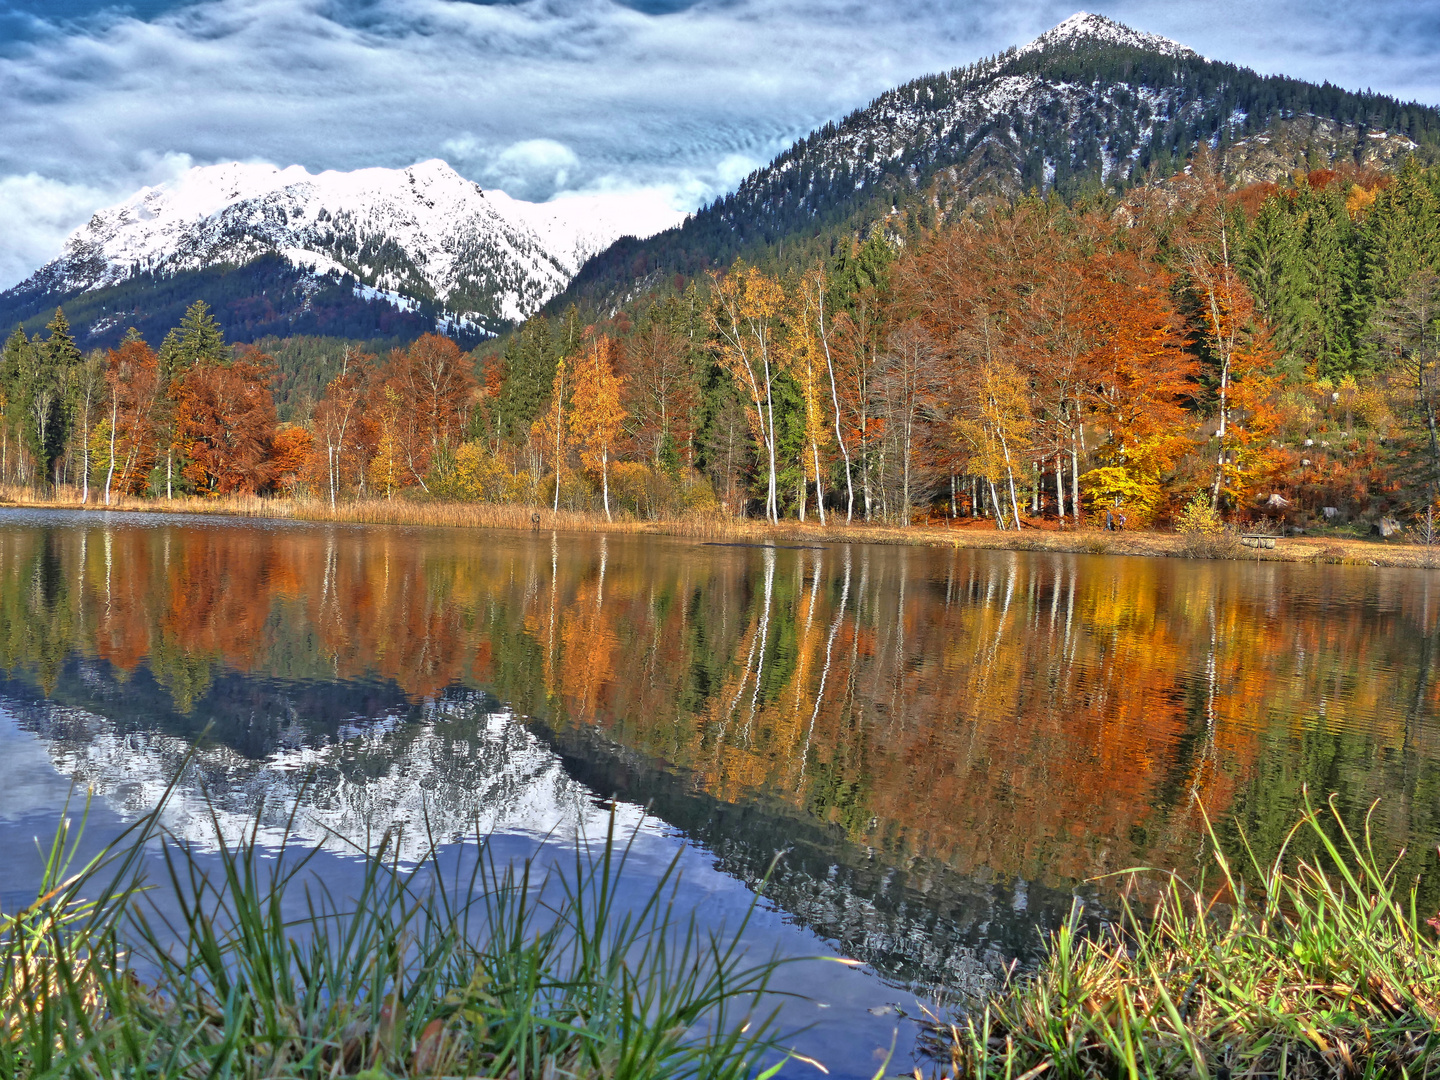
<box><xmin>18</xmin><ymin>159</ymin><xmax>686</xmax><ymax>329</ymax></box>
<box><xmin>1018</xmin><ymin>12</ymin><xmax>1196</xmax><ymax>60</ymax></box>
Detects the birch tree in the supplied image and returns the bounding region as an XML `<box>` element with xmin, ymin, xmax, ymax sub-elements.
<box><xmin>710</xmin><ymin>264</ymin><xmax>786</xmax><ymax>522</ymax></box>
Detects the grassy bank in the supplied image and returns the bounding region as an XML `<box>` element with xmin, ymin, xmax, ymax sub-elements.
<box><xmin>924</xmin><ymin>795</ymin><xmax>1440</xmax><ymax>1080</ymax></box>
<box><xmin>1</xmin><ymin>486</ymin><xmax>1436</xmax><ymax>569</ymax></box>
<box><xmin>1</xmin><ymin>797</ymin><xmax>802</xmax><ymax>1080</ymax></box>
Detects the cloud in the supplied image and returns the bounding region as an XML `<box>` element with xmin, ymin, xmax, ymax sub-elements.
<box><xmin>478</xmin><ymin>138</ymin><xmax>584</xmax><ymax>192</ymax></box>
<box><xmin>0</xmin><ymin>174</ymin><xmax>112</xmax><ymax>291</ymax></box>
<box><xmin>1</xmin><ymin>0</ymin><xmax>1438</xmax><ymax>288</ymax></box>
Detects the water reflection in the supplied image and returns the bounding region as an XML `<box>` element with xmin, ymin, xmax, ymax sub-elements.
<box><xmin>2</xmin><ymin>510</ymin><xmax>1439</xmax><ymax>992</ymax></box>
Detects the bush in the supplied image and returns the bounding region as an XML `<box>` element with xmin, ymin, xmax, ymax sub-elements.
<box><xmin>1176</xmin><ymin>494</ymin><xmax>1243</xmax><ymax>558</ymax></box>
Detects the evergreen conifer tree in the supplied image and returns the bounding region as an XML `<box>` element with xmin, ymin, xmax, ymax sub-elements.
<box><xmin>0</xmin><ymin>327</ymin><xmax>32</xmax><ymax>485</ymax></box>
<box><xmin>496</xmin><ymin>317</ymin><xmax>557</xmax><ymax>444</ymax></box>
<box><xmin>1357</xmin><ymin>157</ymin><xmax>1440</xmax><ymax>363</ymax></box>
<box><xmin>171</xmin><ymin>300</ymin><xmax>228</xmax><ymax>368</ymax></box>
<box><xmin>1241</xmin><ymin>196</ymin><xmax>1312</xmax><ymax>375</ymax></box>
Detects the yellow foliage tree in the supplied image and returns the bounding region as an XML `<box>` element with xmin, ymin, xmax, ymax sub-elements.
<box><xmin>710</xmin><ymin>262</ymin><xmax>786</xmax><ymax>522</ymax></box>
<box><xmin>569</xmin><ymin>333</ymin><xmax>627</xmax><ymax>521</ymax></box>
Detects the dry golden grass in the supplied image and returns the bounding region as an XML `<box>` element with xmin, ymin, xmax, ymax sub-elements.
<box><xmin>3</xmin><ymin>484</ymin><xmax>1437</xmax><ymax>568</ymax></box>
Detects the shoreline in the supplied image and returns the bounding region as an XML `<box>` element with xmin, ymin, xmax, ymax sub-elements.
<box><xmin>1</xmin><ymin>489</ymin><xmax>1435</xmax><ymax>569</ymax></box>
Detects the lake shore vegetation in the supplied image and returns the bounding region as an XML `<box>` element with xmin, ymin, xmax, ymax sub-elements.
<box><xmin>924</xmin><ymin>795</ymin><xmax>1440</xmax><ymax>1080</ymax></box>
<box><xmin>1</xmin><ymin>799</ymin><xmax>801</xmax><ymax>1080</ymax></box>
<box><xmin>1</xmin><ymin>483</ymin><xmax>1436</xmax><ymax>569</ymax></box>
<box><xmin>4</xmin><ymin>158</ymin><xmax>1440</xmax><ymax>550</ymax></box>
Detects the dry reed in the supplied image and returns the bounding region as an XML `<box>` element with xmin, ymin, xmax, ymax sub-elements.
<box><xmin>2</xmin><ymin>485</ymin><xmax>1437</xmax><ymax>568</ymax></box>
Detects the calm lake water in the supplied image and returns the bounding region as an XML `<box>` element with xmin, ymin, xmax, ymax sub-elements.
<box><xmin>2</xmin><ymin>509</ymin><xmax>1438</xmax><ymax>1075</ymax></box>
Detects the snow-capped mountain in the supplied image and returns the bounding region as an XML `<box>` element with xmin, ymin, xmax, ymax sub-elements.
<box><xmin>1014</xmin><ymin>11</ymin><xmax>1196</xmax><ymax>61</ymax></box>
<box><xmin>4</xmin><ymin>160</ymin><xmax>683</xmax><ymax>340</ymax></box>
<box><xmin>561</xmin><ymin>11</ymin><xmax>1435</xmax><ymax>308</ymax></box>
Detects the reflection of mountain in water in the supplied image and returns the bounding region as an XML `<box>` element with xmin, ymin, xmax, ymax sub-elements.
<box><xmin>1</xmin><ymin>664</ymin><xmax>646</xmax><ymax>865</ymax></box>
<box><xmin>1</xmin><ymin>657</ymin><xmax>1066</xmax><ymax>991</ymax></box>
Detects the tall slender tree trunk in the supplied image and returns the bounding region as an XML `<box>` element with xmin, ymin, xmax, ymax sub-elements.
<box><xmin>763</xmin><ymin>357</ymin><xmax>778</xmax><ymax>523</ymax></box>
<box><xmin>1055</xmin><ymin>453</ymin><xmax>1065</xmax><ymax>520</ymax></box>
<box><xmin>988</xmin><ymin>477</ymin><xmax>1006</xmax><ymax>530</ymax></box>
<box><xmin>104</xmin><ymin>397</ymin><xmax>118</xmax><ymax>506</ymax></box>
<box><xmin>817</xmin><ymin>296</ymin><xmax>853</xmax><ymax>522</ymax></box>
<box><xmin>553</xmin><ymin>361</ymin><xmax>565</xmax><ymax>516</ymax></box>
<box><xmin>1070</xmin><ymin>432</ymin><xmax>1081</xmax><ymax>527</ymax></box>
<box><xmin>861</xmin><ymin>419</ymin><xmax>872</xmax><ymax>520</ymax></box>
<box><xmin>811</xmin><ymin>441</ymin><xmax>826</xmax><ymax>525</ymax></box>
<box><xmin>601</xmin><ymin>448</ymin><xmax>611</xmax><ymax>522</ymax></box>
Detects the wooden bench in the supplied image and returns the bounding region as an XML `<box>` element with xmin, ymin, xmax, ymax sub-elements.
<box><xmin>1240</xmin><ymin>534</ymin><xmax>1277</xmax><ymax>549</ymax></box>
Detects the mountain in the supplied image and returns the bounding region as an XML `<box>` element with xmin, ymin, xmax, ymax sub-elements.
<box><xmin>8</xmin><ymin>12</ymin><xmax>1438</xmax><ymax>346</ymax></box>
<box><xmin>555</xmin><ymin>11</ymin><xmax>1440</xmax><ymax>311</ymax></box>
<box><xmin>0</xmin><ymin>160</ymin><xmax>683</xmax><ymax>347</ymax></box>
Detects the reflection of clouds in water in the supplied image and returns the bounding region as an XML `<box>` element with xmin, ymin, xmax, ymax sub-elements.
<box><xmin>6</xmin><ymin>691</ymin><xmax>658</xmax><ymax>864</ymax></box>
<box><xmin>0</xmin><ymin>705</ymin><xmax>81</xmax><ymax>821</ymax></box>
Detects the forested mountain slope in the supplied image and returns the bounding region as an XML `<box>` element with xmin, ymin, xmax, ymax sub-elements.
<box><xmin>555</xmin><ymin>12</ymin><xmax>1438</xmax><ymax>312</ymax></box>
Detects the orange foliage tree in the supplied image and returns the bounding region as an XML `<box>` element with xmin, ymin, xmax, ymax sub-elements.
<box><xmin>1078</xmin><ymin>250</ymin><xmax>1196</xmax><ymax>522</ymax></box>
<box><xmin>624</xmin><ymin>319</ymin><xmax>698</xmax><ymax>468</ymax></box>
<box><xmin>173</xmin><ymin>347</ymin><xmax>279</xmax><ymax>496</ymax></box>
<box><xmin>101</xmin><ymin>335</ymin><xmax>161</xmax><ymax>503</ymax></box>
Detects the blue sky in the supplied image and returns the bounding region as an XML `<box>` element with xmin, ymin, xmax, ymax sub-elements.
<box><xmin>2</xmin><ymin>0</ymin><xmax>1438</xmax><ymax>289</ymax></box>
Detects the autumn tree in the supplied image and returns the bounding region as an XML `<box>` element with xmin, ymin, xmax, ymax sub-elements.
<box><xmin>310</xmin><ymin>347</ymin><xmax>374</xmax><ymax>508</ymax></box>
<box><xmin>373</xmin><ymin>334</ymin><xmax>475</xmax><ymax>490</ymax></box>
<box><xmin>787</xmin><ymin>267</ymin><xmax>842</xmax><ymax>524</ymax></box>
<box><xmin>270</xmin><ymin>426</ymin><xmax>313</xmax><ymax>496</ymax></box>
<box><xmin>874</xmin><ymin>323</ymin><xmax>944</xmax><ymax>524</ymax></box>
<box><xmin>71</xmin><ymin>348</ymin><xmax>106</xmax><ymax>501</ymax></box>
<box><xmin>174</xmin><ymin>347</ymin><xmax>279</xmax><ymax>496</ymax></box>
<box><xmin>99</xmin><ymin>333</ymin><xmax>161</xmax><ymax>504</ymax></box>
<box><xmin>531</xmin><ymin>352</ymin><xmax>569</xmax><ymax>513</ymax></box>
<box><xmin>829</xmin><ymin>236</ymin><xmax>895</xmax><ymax>520</ymax></box>
<box><xmin>157</xmin><ymin>300</ymin><xmax>230</xmax><ymax>497</ymax></box>
<box><xmin>1172</xmin><ymin>160</ymin><xmax>1281</xmax><ymax>510</ymax></box>
<box><xmin>624</xmin><ymin>315</ymin><xmax>699</xmax><ymax>471</ymax></box>
<box><xmin>710</xmin><ymin>263</ymin><xmax>786</xmax><ymax>522</ymax></box>
<box><xmin>1078</xmin><ymin>251</ymin><xmax>1195</xmax><ymax>522</ymax></box>
<box><xmin>569</xmin><ymin>332</ymin><xmax>627</xmax><ymax>521</ymax></box>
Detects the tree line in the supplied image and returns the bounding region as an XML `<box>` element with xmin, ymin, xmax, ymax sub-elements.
<box><xmin>3</xmin><ymin>153</ymin><xmax>1439</xmax><ymax>529</ymax></box>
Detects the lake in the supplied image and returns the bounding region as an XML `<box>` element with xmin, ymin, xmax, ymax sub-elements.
<box><xmin>1</xmin><ymin>509</ymin><xmax>1438</xmax><ymax>1076</ymax></box>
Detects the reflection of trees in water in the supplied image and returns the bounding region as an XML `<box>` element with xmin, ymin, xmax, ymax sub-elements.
<box><xmin>1</xmin><ymin>514</ymin><xmax>1439</xmax><ymax>942</ymax></box>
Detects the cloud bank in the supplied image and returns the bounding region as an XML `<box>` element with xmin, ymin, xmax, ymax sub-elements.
<box><xmin>1</xmin><ymin>0</ymin><xmax>1437</xmax><ymax>289</ymax></box>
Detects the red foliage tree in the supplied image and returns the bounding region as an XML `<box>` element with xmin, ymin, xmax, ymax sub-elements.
<box><xmin>102</xmin><ymin>336</ymin><xmax>161</xmax><ymax>502</ymax></box>
<box><xmin>371</xmin><ymin>334</ymin><xmax>475</xmax><ymax>490</ymax></box>
<box><xmin>174</xmin><ymin>347</ymin><xmax>279</xmax><ymax>496</ymax></box>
